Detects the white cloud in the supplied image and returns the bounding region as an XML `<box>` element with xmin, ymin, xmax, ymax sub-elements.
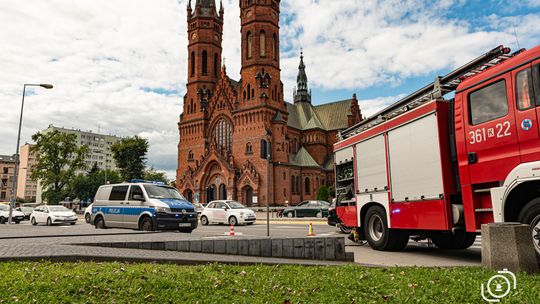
<box><xmin>1</xmin><ymin>0</ymin><xmax>540</xmax><ymax>180</ymax></box>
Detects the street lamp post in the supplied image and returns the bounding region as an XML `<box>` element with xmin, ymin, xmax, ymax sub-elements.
<box><xmin>8</xmin><ymin>84</ymin><xmax>53</xmax><ymax>224</ymax></box>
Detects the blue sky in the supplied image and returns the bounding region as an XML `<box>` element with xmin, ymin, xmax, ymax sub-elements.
<box><xmin>1</xmin><ymin>0</ymin><xmax>540</xmax><ymax>179</ymax></box>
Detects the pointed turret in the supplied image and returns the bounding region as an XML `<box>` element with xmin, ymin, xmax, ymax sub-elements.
<box><xmin>294</xmin><ymin>51</ymin><xmax>311</xmax><ymax>104</ymax></box>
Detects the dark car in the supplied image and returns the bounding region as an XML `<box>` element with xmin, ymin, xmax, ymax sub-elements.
<box><xmin>282</xmin><ymin>200</ymin><xmax>330</xmax><ymax>218</ymax></box>
<box><xmin>16</xmin><ymin>206</ymin><xmax>34</xmax><ymax>220</ymax></box>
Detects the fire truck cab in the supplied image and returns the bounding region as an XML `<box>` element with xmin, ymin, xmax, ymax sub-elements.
<box><xmin>334</xmin><ymin>45</ymin><xmax>540</xmax><ymax>254</ymax></box>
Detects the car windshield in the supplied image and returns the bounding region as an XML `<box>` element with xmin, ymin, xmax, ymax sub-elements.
<box><xmin>144</xmin><ymin>185</ymin><xmax>185</xmax><ymax>200</ymax></box>
<box><xmin>49</xmin><ymin>206</ymin><xmax>71</xmax><ymax>212</ymax></box>
<box><xmin>21</xmin><ymin>207</ymin><xmax>33</xmax><ymax>212</ymax></box>
<box><xmin>0</xmin><ymin>205</ymin><xmax>8</xmax><ymax>211</ymax></box>
<box><xmin>226</xmin><ymin>201</ymin><xmax>246</xmax><ymax>209</ymax></box>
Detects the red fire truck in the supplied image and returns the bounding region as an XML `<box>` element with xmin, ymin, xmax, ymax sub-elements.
<box><xmin>334</xmin><ymin>45</ymin><xmax>540</xmax><ymax>254</ymax></box>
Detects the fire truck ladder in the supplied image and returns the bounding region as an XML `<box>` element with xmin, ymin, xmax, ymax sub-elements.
<box><xmin>340</xmin><ymin>45</ymin><xmax>519</xmax><ymax>139</ymax></box>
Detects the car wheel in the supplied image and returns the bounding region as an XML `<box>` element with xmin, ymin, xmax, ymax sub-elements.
<box><xmin>46</xmin><ymin>217</ymin><xmax>52</xmax><ymax>226</ymax></box>
<box><xmin>85</xmin><ymin>213</ymin><xmax>91</xmax><ymax>223</ymax></box>
<box><xmin>287</xmin><ymin>212</ymin><xmax>294</xmax><ymax>218</ymax></box>
<box><xmin>0</xmin><ymin>217</ymin><xmax>5</xmax><ymax>224</ymax></box>
<box><xmin>70</xmin><ymin>222</ymin><xmax>76</xmax><ymax>225</ymax></box>
<box><xmin>364</xmin><ymin>205</ymin><xmax>409</xmax><ymax>251</ymax></box>
<box><xmin>247</xmin><ymin>222</ymin><xmax>254</xmax><ymax>225</ymax></box>
<box><xmin>15</xmin><ymin>220</ymin><xmax>20</xmax><ymax>224</ymax></box>
<box><xmin>229</xmin><ymin>216</ymin><xmax>238</xmax><ymax>226</ymax></box>
<box><xmin>31</xmin><ymin>217</ymin><xmax>37</xmax><ymax>226</ymax></box>
<box><xmin>200</xmin><ymin>215</ymin><xmax>209</xmax><ymax>226</ymax></box>
<box><xmin>139</xmin><ymin>217</ymin><xmax>154</xmax><ymax>231</ymax></box>
<box><xmin>179</xmin><ymin>228</ymin><xmax>193</xmax><ymax>233</ymax></box>
<box><xmin>94</xmin><ymin>216</ymin><xmax>106</xmax><ymax>229</ymax></box>
<box><xmin>316</xmin><ymin>211</ymin><xmax>323</xmax><ymax>218</ymax></box>
<box><xmin>518</xmin><ymin>197</ymin><xmax>540</xmax><ymax>256</ymax></box>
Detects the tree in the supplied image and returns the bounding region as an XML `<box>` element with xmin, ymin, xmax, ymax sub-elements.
<box><xmin>111</xmin><ymin>136</ymin><xmax>148</xmax><ymax>181</ymax></box>
<box><xmin>30</xmin><ymin>130</ymin><xmax>89</xmax><ymax>204</ymax></box>
<box><xmin>316</xmin><ymin>185</ymin><xmax>330</xmax><ymax>202</ymax></box>
<box><xmin>144</xmin><ymin>168</ymin><xmax>168</xmax><ymax>183</ymax></box>
<box><xmin>69</xmin><ymin>169</ymin><xmax>122</xmax><ymax>201</ymax></box>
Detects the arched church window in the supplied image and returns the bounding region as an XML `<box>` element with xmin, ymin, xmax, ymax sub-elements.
<box><xmin>243</xmin><ymin>90</ymin><xmax>246</xmax><ymax>100</ymax></box>
<box><xmin>190</xmin><ymin>51</ymin><xmax>195</xmax><ymax>76</ymax></box>
<box><xmin>259</xmin><ymin>31</ymin><xmax>266</xmax><ymax>57</ymax></box>
<box><xmin>251</xmin><ymin>88</ymin><xmax>255</xmax><ymax>99</ymax></box>
<box><xmin>245</xmin><ymin>142</ymin><xmax>253</xmax><ymax>155</ymax></box>
<box><xmin>202</xmin><ymin>51</ymin><xmax>208</xmax><ymax>75</ymax></box>
<box><xmin>213</xmin><ymin>119</ymin><xmax>233</xmax><ymax>152</ymax></box>
<box><xmin>290</xmin><ymin>177</ymin><xmax>295</xmax><ymax>194</ymax></box>
<box><xmin>247</xmin><ymin>84</ymin><xmax>251</xmax><ymax>99</ymax></box>
<box><xmin>273</xmin><ymin>33</ymin><xmax>277</xmax><ymax>60</ymax></box>
<box><xmin>214</xmin><ymin>53</ymin><xmax>218</xmax><ymax>77</ymax></box>
<box><xmin>247</xmin><ymin>32</ymin><xmax>252</xmax><ymax>59</ymax></box>
<box><xmin>305</xmin><ymin>177</ymin><xmax>311</xmax><ymax>194</ymax></box>
<box><xmin>188</xmin><ymin>150</ymin><xmax>194</xmax><ymax>161</ymax></box>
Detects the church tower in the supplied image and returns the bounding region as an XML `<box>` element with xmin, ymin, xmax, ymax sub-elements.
<box><xmin>293</xmin><ymin>51</ymin><xmax>312</xmax><ymax>104</ymax></box>
<box><xmin>177</xmin><ymin>0</ymin><xmax>224</xmax><ymax>196</ymax></box>
<box><xmin>184</xmin><ymin>0</ymin><xmax>224</xmax><ymax>119</ymax></box>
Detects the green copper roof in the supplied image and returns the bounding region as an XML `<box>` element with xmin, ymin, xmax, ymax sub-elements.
<box><xmin>290</xmin><ymin>147</ymin><xmax>320</xmax><ymax>167</ymax></box>
<box><xmin>286</xmin><ymin>99</ymin><xmax>353</xmax><ymax>131</ymax></box>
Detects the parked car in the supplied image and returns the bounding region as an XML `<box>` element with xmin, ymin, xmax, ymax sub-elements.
<box><xmin>0</xmin><ymin>204</ymin><xmax>25</xmax><ymax>224</ymax></box>
<box><xmin>92</xmin><ymin>181</ymin><xmax>198</xmax><ymax>232</ymax></box>
<box><xmin>282</xmin><ymin>200</ymin><xmax>330</xmax><ymax>218</ymax></box>
<box><xmin>84</xmin><ymin>203</ymin><xmax>93</xmax><ymax>223</ymax></box>
<box><xmin>327</xmin><ymin>201</ymin><xmax>352</xmax><ymax>234</ymax></box>
<box><xmin>30</xmin><ymin>205</ymin><xmax>78</xmax><ymax>226</ymax></box>
<box><xmin>192</xmin><ymin>203</ymin><xmax>204</xmax><ymax>215</ymax></box>
<box><xmin>200</xmin><ymin>200</ymin><xmax>256</xmax><ymax>226</ymax></box>
<box><xmin>16</xmin><ymin>206</ymin><xmax>34</xmax><ymax>220</ymax></box>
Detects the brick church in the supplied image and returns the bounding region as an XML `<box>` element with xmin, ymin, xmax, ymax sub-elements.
<box><xmin>176</xmin><ymin>0</ymin><xmax>363</xmax><ymax>206</ymax></box>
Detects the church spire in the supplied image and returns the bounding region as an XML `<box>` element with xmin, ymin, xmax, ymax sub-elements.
<box><xmin>294</xmin><ymin>50</ymin><xmax>311</xmax><ymax>104</ymax></box>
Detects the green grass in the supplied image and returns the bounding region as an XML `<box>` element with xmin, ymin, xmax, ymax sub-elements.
<box><xmin>0</xmin><ymin>262</ymin><xmax>539</xmax><ymax>303</ymax></box>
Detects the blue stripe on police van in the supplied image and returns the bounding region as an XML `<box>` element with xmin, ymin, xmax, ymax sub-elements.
<box><xmin>92</xmin><ymin>206</ymin><xmax>156</xmax><ymax>216</ymax></box>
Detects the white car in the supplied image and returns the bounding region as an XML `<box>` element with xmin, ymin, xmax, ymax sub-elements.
<box><xmin>0</xmin><ymin>204</ymin><xmax>25</xmax><ymax>224</ymax></box>
<box><xmin>84</xmin><ymin>203</ymin><xmax>93</xmax><ymax>223</ymax></box>
<box><xmin>30</xmin><ymin>205</ymin><xmax>78</xmax><ymax>226</ymax></box>
<box><xmin>200</xmin><ymin>200</ymin><xmax>256</xmax><ymax>226</ymax></box>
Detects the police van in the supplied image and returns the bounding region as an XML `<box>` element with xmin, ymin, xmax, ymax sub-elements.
<box><xmin>91</xmin><ymin>180</ymin><xmax>198</xmax><ymax>232</ymax></box>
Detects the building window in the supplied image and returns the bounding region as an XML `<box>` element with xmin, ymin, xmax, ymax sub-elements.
<box><xmin>214</xmin><ymin>53</ymin><xmax>219</xmax><ymax>77</ymax></box>
<box><xmin>247</xmin><ymin>32</ymin><xmax>252</xmax><ymax>59</ymax></box>
<box><xmin>290</xmin><ymin>177</ymin><xmax>295</xmax><ymax>194</ymax></box>
<box><xmin>247</xmin><ymin>84</ymin><xmax>251</xmax><ymax>99</ymax></box>
<box><xmin>202</xmin><ymin>51</ymin><xmax>208</xmax><ymax>75</ymax></box>
<box><xmin>251</xmin><ymin>88</ymin><xmax>255</xmax><ymax>99</ymax></box>
<box><xmin>245</xmin><ymin>142</ymin><xmax>253</xmax><ymax>155</ymax></box>
<box><xmin>191</xmin><ymin>51</ymin><xmax>195</xmax><ymax>76</ymax></box>
<box><xmin>188</xmin><ymin>150</ymin><xmax>194</xmax><ymax>161</ymax></box>
<box><xmin>259</xmin><ymin>31</ymin><xmax>266</xmax><ymax>57</ymax></box>
<box><xmin>273</xmin><ymin>33</ymin><xmax>277</xmax><ymax>60</ymax></box>
<box><xmin>213</xmin><ymin>119</ymin><xmax>233</xmax><ymax>152</ymax></box>
<box><xmin>305</xmin><ymin>177</ymin><xmax>310</xmax><ymax>194</ymax></box>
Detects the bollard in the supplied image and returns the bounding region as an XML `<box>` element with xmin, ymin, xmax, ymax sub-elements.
<box><xmin>482</xmin><ymin>223</ymin><xmax>539</xmax><ymax>274</ymax></box>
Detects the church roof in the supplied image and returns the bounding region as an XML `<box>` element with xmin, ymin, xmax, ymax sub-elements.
<box><xmin>286</xmin><ymin>99</ymin><xmax>353</xmax><ymax>131</ymax></box>
<box><xmin>290</xmin><ymin>147</ymin><xmax>320</xmax><ymax>168</ymax></box>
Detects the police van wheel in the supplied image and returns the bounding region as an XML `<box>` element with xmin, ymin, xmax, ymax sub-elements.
<box><xmin>179</xmin><ymin>228</ymin><xmax>193</xmax><ymax>233</ymax></box>
<box><xmin>139</xmin><ymin>217</ymin><xmax>154</xmax><ymax>231</ymax></box>
<box><xmin>94</xmin><ymin>216</ymin><xmax>106</xmax><ymax>229</ymax></box>
<box><xmin>85</xmin><ymin>213</ymin><xmax>91</xmax><ymax>223</ymax></box>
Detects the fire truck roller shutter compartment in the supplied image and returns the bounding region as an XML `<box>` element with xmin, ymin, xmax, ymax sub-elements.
<box><xmin>355</xmin><ymin>135</ymin><xmax>391</xmax><ymax>226</ymax></box>
<box><xmin>388</xmin><ymin>113</ymin><xmax>445</xmax><ymax>203</ymax></box>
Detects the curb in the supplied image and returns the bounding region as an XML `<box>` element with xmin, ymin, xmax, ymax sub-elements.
<box><xmin>0</xmin><ymin>231</ymin><xmax>155</xmax><ymax>240</ymax></box>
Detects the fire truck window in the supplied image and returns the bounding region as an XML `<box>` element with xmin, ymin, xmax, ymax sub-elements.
<box><xmin>469</xmin><ymin>80</ymin><xmax>508</xmax><ymax>125</ymax></box>
<box><xmin>516</xmin><ymin>68</ymin><xmax>534</xmax><ymax>110</ymax></box>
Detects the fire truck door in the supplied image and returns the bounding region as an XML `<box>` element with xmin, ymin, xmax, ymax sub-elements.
<box><xmin>512</xmin><ymin>63</ymin><xmax>540</xmax><ymax>163</ymax></box>
<box><xmin>463</xmin><ymin>74</ymin><xmax>520</xmax><ymax>184</ymax></box>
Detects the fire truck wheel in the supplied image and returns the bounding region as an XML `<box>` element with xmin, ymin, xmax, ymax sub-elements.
<box><xmin>364</xmin><ymin>205</ymin><xmax>409</xmax><ymax>251</ymax></box>
<box><xmin>518</xmin><ymin>198</ymin><xmax>540</xmax><ymax>256</ymax></box>
<box><xmin>431</xmin><ymin>231</ymin><xmax>476</xmax><ymax>249</ymax></box>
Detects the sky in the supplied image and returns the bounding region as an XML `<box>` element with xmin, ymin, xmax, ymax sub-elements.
<box><xmin>1</xmin><ymin>0</ymin><xmax>540</xmax><ymax>180</ymax></box>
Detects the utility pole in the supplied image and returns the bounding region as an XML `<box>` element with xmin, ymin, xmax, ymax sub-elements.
<box><xmin>261</xmin><ymin>131</ymin><xmax>272</xmax><ymax>237</ymax></box>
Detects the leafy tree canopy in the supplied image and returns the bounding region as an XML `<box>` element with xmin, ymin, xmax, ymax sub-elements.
<box><xmin>111</xmin><ymin>136</ymin><xmax>148</xmax><ymax>181</ymax></box>
<box><xmin>30</xmin><ymin>130</ymin><xmax>89</xmax><ymax>204</ymax></box>
<box><xmin>144</xmin><ymin>168</ymin><xmax>168</xmax><ymax>184</ymax></box>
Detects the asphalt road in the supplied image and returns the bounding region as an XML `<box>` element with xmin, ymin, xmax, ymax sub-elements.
<box><xmin>0</xmin><ymin>218</ymin><xmax>481</xmax><ymax>267</ymax></box>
